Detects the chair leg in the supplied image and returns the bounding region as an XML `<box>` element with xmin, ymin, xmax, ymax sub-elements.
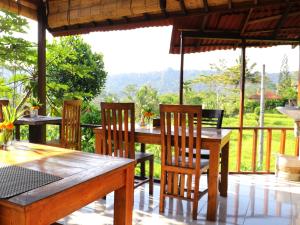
<box><xmin>192</xmin><ymin>175</ymin><xmax>200</xmax><ymax>220</ymax></box>
<box><xmin>149</xmin><ymin>157</ymin><xmax>154</xmax><ymax>195</ymax></box>
<box><xmin>159</xmin><ymin>171</ymin><xmax>166</xmax><ymax>213</ymax></box>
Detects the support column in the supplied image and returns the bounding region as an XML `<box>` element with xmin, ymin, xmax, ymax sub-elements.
<box><xmin>237</xmin><ymin>41</ymin><xmax>246</xmax><ymax>172</ymax></box>
<box><xmin>179</xmin><ymin>32</ymin><xmax>184</xmax><ymax>105</ymax></box>
<box><xmin>298</xmin><ymin>45</ymin><xmax>300</xmax><ymax>106</ymax></box>
<box><xmin>37</xmin><ymin>2</ymin><xmax>46</xmax><ymax>143</ymax></box>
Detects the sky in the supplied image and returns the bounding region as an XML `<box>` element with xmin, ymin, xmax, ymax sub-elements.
<box><xmin>26</xmin><ymin>20</ymin><xmax>300</xmax><ymax>76</ymax></box>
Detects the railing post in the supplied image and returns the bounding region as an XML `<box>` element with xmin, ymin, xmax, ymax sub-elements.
<box><xmin>252</xmin><ymin>128</ymin><xmax>258</xmax><ymax>172</ymax></box>
<box><xmin>236</xmin><ymin>41</ymin><xmax>246</xmax><ymax>172</ymax></box>
<box><xmin>279</xmin><ymin>129</ymin><xmax>286</xmax><ymax>154</ymax></box>
<box><xmin>266</xmin><ymin>129</ymin><xmax>272</xmax><ymax>173</ymax></box>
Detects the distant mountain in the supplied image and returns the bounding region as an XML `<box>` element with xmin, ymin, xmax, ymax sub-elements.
<box><xmin>104</xmin><ymin>68</ymin><xmax>213</xmax><ymax>95</ymax></box>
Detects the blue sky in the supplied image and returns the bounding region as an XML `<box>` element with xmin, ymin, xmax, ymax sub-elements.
<box><xmin>26</xmin><ymin>20</ymin><xmax>300</xmax><ymax>75</ymax></box>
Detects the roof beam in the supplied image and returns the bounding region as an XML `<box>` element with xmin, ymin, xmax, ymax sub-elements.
<box><xmin>272</xmin><ymin>4</ymin><xmax>290</xmax><ymax>37</ymax></box>
<box><xmin>203</xmin><ymin>0</ymin><xmax>209</xmax><ymax>12</ymax></box>
<box><xmin>159</xmin><ymin>0</ymin><xmax>168</xmax><ymax>17</ymax></box>
<box><xmin>179</xmin><ymin>0</ymin><xmax>187</xmax><ymax>15</ymax></box>
<box><xmin>182</xmin><ymin>30</ymin><xmax>300</xmax><ymax>44</ymax></box>
<box><xmin>228</xmin><ymin>0</ymin><xmax>232</xmax><ymax>9</ymax></box>
<box><xmin>247</xmin><ymin>10</ymin><xmax>300</xmax><ymax>25</ymax></box>
<box><xmin>241</xmin><ymin>8</ymin><xmax>253</xmax><ymax>35</ymax></box>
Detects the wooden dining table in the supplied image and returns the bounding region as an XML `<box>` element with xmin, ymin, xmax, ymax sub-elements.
<box><xmin>0</xmin><ymin>142</ymin><xmax>134</xmax><ymax>225</ymax></box>
<box><xmin>15</xmin><ymin>116</ymin><xmax>62</xmax><ymax>143</ymax></box>
<box><xmin>94</xmin><ymin>126</ymin><xmax>231</xmax><ymax>221</ymax></box>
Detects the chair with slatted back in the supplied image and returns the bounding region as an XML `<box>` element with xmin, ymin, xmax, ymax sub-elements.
<box><xmin>200</xmin><ymin>109</ymin><xmax>224</xmax><ymax>159</ymax></box>
<box><xmin>159</xmin><ymin>104</ymin><xmax>209</xmax><ymax>220</ymax></box>
<box><xmin>47</xmin><ymin>100</ymin><xmax>82</xmax><ymax>150</ymax></box>
<box><xmin>0</xmin><ymin>100</ymin><xmax>9</xmax><ymax>122</ymax></box>
<box><xmin>100</xmin><ymin>102</ymin><xmax>154</xmax><ymax>195</ymax></box>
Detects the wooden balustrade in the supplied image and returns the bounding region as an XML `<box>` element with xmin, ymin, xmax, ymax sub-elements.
<box><xmin>224</xmin><ymin>126</ymin><xmax>298</xmax><ymax>174</ymax></box>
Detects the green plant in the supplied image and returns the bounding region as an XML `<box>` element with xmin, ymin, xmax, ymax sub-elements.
<box><xmin>29</xmin><ymin>97</ymin><xmax>42</xmax><ymax>109</ymax></box>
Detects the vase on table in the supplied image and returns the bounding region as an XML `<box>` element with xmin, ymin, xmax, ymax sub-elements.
<box><xmin>30</xmin><ymin>108</ymin><xmax>38</xmax><ymax>117</ymax></box>
<box><xmin>0</xmin><ymin>129</ymin><xmax>13</xmax><ymax>150</ymax></box>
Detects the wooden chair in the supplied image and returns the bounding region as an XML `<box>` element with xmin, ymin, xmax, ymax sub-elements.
<box><xmin>0</xmin><ymin>100</ymin><xmax>9</xmax><ymax>122</ymax></box>
<box><xmin>159</xmin><ymin>104</ymin><xmax>209</xmax><ymax>220</ymax></box>
<box><xmin>100</xmin><ymin>102</ymin><xmax>154</xmax><ymax>195</ymax></box>
<box><xmin>200</xmin><ymin>109</ymin><xmax>224</xmax><ymax>159</ymax></box>
<box><xmin>47</xmin><ymin>100</ymin><xmax>82</xmax><ymax>150</ymax></box>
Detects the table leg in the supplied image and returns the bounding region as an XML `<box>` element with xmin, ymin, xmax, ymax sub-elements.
<box><xmin>15</xmin><ymin>124</ymin><xmax>20</xmax><ymax>141</ymax></box>
<box><xmin>207</xmin><ymin>143</ymin><xmax>220</xmax><ymax>221</ymax></box>
<box><xmin>114</xmin><ymin>164</ymin><xmax>134</xmax><ymax>225</ymax></box>
<box><xmin>220</xmin><ymin>142</ymin><xmax>229</xmax><ymax>197</ymax></box>
<box><xmin>140</xmin><ymin>143</ymin><xmax>146</xmax><ymax>178</ymax></box>
<box><xmin>29</xmin><ymin>125</ymin><xmax>46</xmax><ymax>144</ymax></box>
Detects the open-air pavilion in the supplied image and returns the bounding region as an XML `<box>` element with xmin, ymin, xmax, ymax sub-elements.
<box><xmin>1</xmin><ymin>0</ymin><xmax>300</xmax><ymax>225</ymax></box>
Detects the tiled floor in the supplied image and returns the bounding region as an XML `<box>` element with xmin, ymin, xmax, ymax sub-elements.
<box><xmin>58</xmin><ymin>175</ymin><xmax>300</xmax><ymax>225</ymax></box>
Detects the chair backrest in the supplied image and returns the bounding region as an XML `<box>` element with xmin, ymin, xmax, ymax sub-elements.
<box><xmin>61</xmin><ymin>100</ymin><xmax>82</xmax><ymax>150</ymax></box>
<box><xmin>160</xmin><ymin>104</ymin><xmax>202</xmax><ymax>198</ymax></box>
<box><xmin>101</xmin><ymin>102</ymin><xmax>135</xmax><ymax>159</ymax></box>
<box><xmin>0</xmin><ymin>100</ymin><xmax>9</xmax><ymax>122</ymax></box>
<box><xmin>201</xmin><ymin>109</ymin><xmax>224</xmax><ymax>129</ymax></box>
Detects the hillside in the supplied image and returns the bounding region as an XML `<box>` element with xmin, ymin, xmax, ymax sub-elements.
<box><xmin>103</xmin><ymin>68</ymin><xmax>287</xmax><ymax>96</ymax></box>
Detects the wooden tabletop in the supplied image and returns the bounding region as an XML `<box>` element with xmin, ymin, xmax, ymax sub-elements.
<box><xmin>15</xmin><ymin>116</ymin><xmax>62</xmax><ymax>126</ymax></box>
<box><xmin>0</xmin><ymin>142</ymin><xmax>134</xmax><ymax>206</ymax></box>
<box><xmin>94</xmin><ymin>126</ymin><xmax>232</xmax><ymax>147</ymax></box>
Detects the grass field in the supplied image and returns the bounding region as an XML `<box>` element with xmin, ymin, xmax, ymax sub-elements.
<box><xmin>137</xmin><ymin>113</ymin><xmax>296</xmax><ymax>178</ymax></box>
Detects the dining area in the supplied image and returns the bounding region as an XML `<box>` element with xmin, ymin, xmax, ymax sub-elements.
<box><xmin>0</xmin><ymin>99</ymin><xmax>231</xmax><ymax>225</ymax></box>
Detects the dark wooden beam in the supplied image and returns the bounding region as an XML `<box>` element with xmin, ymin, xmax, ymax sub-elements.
<box><xmin>240</xmin><ymin>8</ymin><xmax>253</xmax><ymax>35</ymax></box>
<box><xmin>173</xmin><ymin>43</ymin><xmax>289</xmax><ymax>48</ymax></box>
<box><xmin>228</xmin><ymin>0</ymin><xmax>232</xmax><ymax>9</ymax></box>
<box><xmin>37</xmin><ymin>1</ymin><xmax>46</xmax><ymax>143</ymax></box>
<box><xmin>247</xmin><ymin>10</ymin><xmax>300</xmax><ymax>25</ymax></box>
<box><xmin>202</xmin><ymin>15</ymin><xmax>208</xmax><ymax>31</ymax></box>
<box><xmin>159</xmin><ymin>0</ymin><xmax>168</xmax><ymax>17</ymax></box>
<box><xmin>245</xmin><ymin>27</ymin><xmax>300</xmax><ymax>34</ymax></box>
<box><xmin>179</xmin><ymin>32</ymin><xmax>184</xmax><ymax>105</ymax></box>
<box><xmin>182</xmin><ymin>30</ymin><xmax>300</xmax><ymax>44</ymax></box>
<box><xmin>272</xmin><ymin>4</ymin><xmax>290</xmax><ymax>37</ymax></box>
<box><xmin>203</xmin><ymin>0</ymin><xmax>209</xmax><ymax>12</ymax></box>
<box><xmin>179</xmin><ymin>0</ymin><xmax>187</xmax><ymax>15</ymax></box>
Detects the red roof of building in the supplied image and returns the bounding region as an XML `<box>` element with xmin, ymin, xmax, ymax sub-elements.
<box><xmin>249</xmin><ymin>91</ymin><xmax>282</xmax><ymax>100</ymax></box>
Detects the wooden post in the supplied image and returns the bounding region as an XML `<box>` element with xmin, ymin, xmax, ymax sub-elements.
<box><xmin>236</xmin><ymin>41</ymin><xmax>246</xmax><ymax>172</ymax></box>
<box><xmin>298</xmin><ymin>45</ymin><xmax>300</xmax><ymax>106</ymax></box>
<box><xmin>179</xmin><ymin>32</ymin><xmax>184</xmax><ymax>105</ymax></box>
<box><xmin>37</xmin><ymin>2</ymin><xmax>46</xmax><ymax>143</ymax></box>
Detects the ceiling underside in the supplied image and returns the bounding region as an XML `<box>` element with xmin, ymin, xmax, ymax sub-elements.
<box><xmin>1</xmin><ymin>0</ymin><xmax>300</xmax><ymax>53</ymax></box>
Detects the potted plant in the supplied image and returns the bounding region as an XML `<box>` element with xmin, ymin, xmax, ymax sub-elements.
<box><xmin>29</xmin><ymin>97</ymin><xmax>42</xmax><ymax>117</ymax></box>
<box><xmin>0</xmin><ymin>105</ymin><xmax>23</xmax><ymax>149</ymax></box>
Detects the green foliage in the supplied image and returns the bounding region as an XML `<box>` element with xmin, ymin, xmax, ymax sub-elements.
<box><xmin>80</xmin><ymin>103</ymin><xmax>101</xmax><ymax>153</ymax></box>
<box><xmin>46</xmin><ymin>36</ymin><xmax>107</xmax><ymax>108</ymax></box>
<box><xmin>277</xmin><ymin>55</ymin><xmax>297</xmax><ymax>101</ymax></box>
<box><xmin>2</xmin><ymin>105</ymin><xmax>23</xmax><ymax>123</ymax></box>
<box><xmin>122</xmin><ymin>85</ymin><xmax>160</xmax><ymax>120</ymax></box>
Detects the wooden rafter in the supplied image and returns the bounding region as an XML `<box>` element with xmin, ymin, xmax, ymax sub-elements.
<box><xmin>272</xmin><ymin>5</ymin><xmax>290</xmax><ymax>37</ymax></box>
<box><xmin>182</xmin><ymin>30</ymin><xmax>300</xmax><ymax>44</ymax></box>
<box><xmin>159</xmin><ymin>0</ymin><xmax>168</xmax><ymax>17</ymax></box>
<box><xmin>228</xmin><ymin>0</ymin><xmax>232</xmax><ymax>9</ymax></box>
<box><xmin>179</xmin><ymin>0</ymin><xmax>187</xmax><ymax>15</ymax></box>
<box><xmin>247</xmin><ymin>10</ymin><xmax>300</xmax><ymax>25</ymax></box>
<box><xmin>241</xmin><ymin>8</ymin><xmax>253</xmax><ymax>35</ymax></box>
<box><xmin>203</xmin><ymin>0</ymin><xmax>209</xmax><ymax>12</ymax></box>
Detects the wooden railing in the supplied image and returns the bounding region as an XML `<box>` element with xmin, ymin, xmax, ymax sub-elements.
<box><xmin>225</xmin><ymin>126</ymin><xmax>299</xmax><ymax>174</ymax></box>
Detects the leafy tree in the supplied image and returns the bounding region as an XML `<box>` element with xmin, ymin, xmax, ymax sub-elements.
<box><xmin>0</xmin><ymin>10</ymin><xmax>35</xmax><ymax>107</ymax></box>
<box><xmin>277</xmin><ymin>55</ymin><xmax>296</xmax><ymax>102</ymax></box>
<box><xmin>47</xmin><ymin>36</ymin><xmax>107</xmax><ymax>109</ymax></box>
